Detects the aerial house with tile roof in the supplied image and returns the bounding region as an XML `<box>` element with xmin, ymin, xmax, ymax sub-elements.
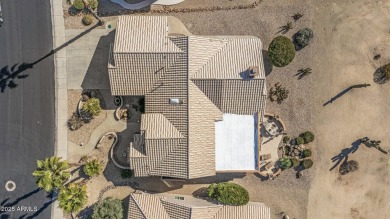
<box><xmin>108</xmin><ymin>16</ymin><xmax>267</xmax><ymax>179</ymax></box>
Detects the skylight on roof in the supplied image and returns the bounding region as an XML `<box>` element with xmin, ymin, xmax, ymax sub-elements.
<box><xmin>169</xmin><ymin>98</ymin><xmax>182</xmax><ymax>105</ymax></box>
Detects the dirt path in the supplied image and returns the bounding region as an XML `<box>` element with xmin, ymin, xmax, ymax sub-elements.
<box><xmin>308</xmin><ymin>1</ymin><xmax>390</xmax><ymax>218</ymax></box>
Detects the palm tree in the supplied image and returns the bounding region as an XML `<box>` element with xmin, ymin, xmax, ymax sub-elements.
<box><xmin>58</xmin><ymin>183</ymin><xmax>87</xmax><ymax>218</ymax></box>
<box><xmin>83</xmin><ymin>159</ymin><xmax>103</xmax><ymax>178</ymax></box>
<box><xmin>32</xmin><ymin>156</ymin><xmax>70</xmax><ymax>192</ymax></box>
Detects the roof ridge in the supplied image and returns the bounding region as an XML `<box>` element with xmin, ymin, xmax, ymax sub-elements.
<box><xmin>189</xmin><ymin>36</ymin><xmax>230</xmax><ymax>79</ymax></box>
<box><xmin>130</xmin><ymin>194</ymin><xmax>148</xmax><ymax>218</ymax></box>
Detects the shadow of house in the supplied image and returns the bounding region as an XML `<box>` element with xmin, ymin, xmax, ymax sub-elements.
<box><xmin>81</xmin><ymin>30</ymin><xmax>115</xmax><ymax>92</ymax></box>
<box><xmin>122</xmin><ymin>195</ymin><xmax>130</xmax><ymax>219</ymax></box>
<box><xmin>262</xmin><ymin>50</ymin><xmax>273</xmax><ymax>76</ymax></box>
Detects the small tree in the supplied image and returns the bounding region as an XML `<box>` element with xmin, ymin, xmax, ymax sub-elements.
<box><xmin>301</xmin><ymin>159</ymin><xmax>313</xmax><ymax>169</ymax></box>
<box><xmin>84</xmin><ymin>159</ymin><xmax>103</xmax><ymax>177</ymax></box>
<box><xmin>207</xmin><ymin>182</ymin><xmax>249</xmax><ymax>205</ymax></box>
<box><xmin>58</xmin><ymin>183</ymin><xmax>87</xmax><ymax>217</ymax></box>
<box><xmin>32</xmin><ymin>156</ymin><xmax>70</xmax><ymax>193</ymax></box>
<box><xmin>82</xmin><ymin>98</ymin><xmax>101</xmax><ymax>117</ymax></box>
<box><xmin>302</xmin><ymin>149</ymin><xmax>312</xmax><ymax>158</ymax></box>
<box><xmin>296</xmin><ymin>137</ymin><xmax>304</xmax><ymax>145</ymax></box>
<box><xmin>268</xmin><ymin>36</ymin><xmax>295</xmax><ymax>67</ymax></box>
<box><xmin>73</xmin><ymin>0</ymin><xmax>85</xmax><ymax>10</ymax></box>
<box><xmin>339</xmin><ymin>160</ymin><xmax>359</xmax><ymax>175</ymax></box>
<box><xmin>300</xmin><ymin>131</ymin><xmax>315</xmax><ymax>143</ymax></box>
<box><xmin>92</xmin><ymin>197</ymin><xmax>123</xmax><ymax>219</ymax></box>
<box><xmin>293</xmin><ymin>28</ymin><xmax>314</xmax><ymax>49</ymax></box>
<box><xmin>278</xmin><ymin>158</ymin><xmax>292</xmax><ymax>169</ymax></box>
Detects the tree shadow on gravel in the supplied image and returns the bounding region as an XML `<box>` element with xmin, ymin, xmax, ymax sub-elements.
<box><xmin>373</xmin><ymin>64</ymin><xmax>389</xmax><ymax>84</ymax></box>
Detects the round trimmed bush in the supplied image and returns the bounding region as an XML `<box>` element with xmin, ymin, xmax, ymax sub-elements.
<box><xmin>293</xmin><ymin>28</ymin><xmax>314</xmax><ymax>49</ymax></box>
<box><xmin>207</xmin><ymin>182</ymin><xmax>249</xmax><ymax>206</ymax></box>
<box><xmin>82</xmin><ymin>15</ymin><xmax>94</xmax><ymax>26</ymax></box>
<box><xmin>291</xmin><ymin>158</ymin><xmax>300</xmax><ymax>167</ymax></box>
<box><xmin>302</xmin><ymin>159</ymin><xmax>313</xmax><ymax>169</ymax></box>
<box><xmin>296</xmin><ymin>137</ymin><xmax>304</xmax><ymax>145</ymax></box>
<box><xmin>302</xmin><ymin>149</ymin><xmax>312</xmax><ymax>158</ymax></box>
<box><xmin>283</xmin><ymin>136</ymin><xmax>290</xmax><ymax>143</ymax></box>
<box><xmin>300</xmin><ymin>131</ymin><xmax>315</xmax><ymax>143</ymax></box>
<box><xmin>73</xmin><ymin>0</ymin><xmax>85</xmax><ymax>10</ymax></box>
<box><xmin>278</xmin><ymin>158</ymin><xmax>292</xmax><ymax>169</ymax></box>
<box><xmin>268</xmin><ymin>36</ymin><xmax>296</xmax><ymax>67</ymax></box>
<box><xmin>88</xmin><ymin>0</ymin><xmax>98</xmax><ymax>10</ymax></box>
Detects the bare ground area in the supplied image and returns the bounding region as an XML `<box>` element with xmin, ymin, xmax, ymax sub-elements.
<box><xmin>307</xmin><ymin>0</ymin><xmax>390</xmax><ymax>219</ymax></box>
<box><xmin>67</xmin><ymin>89</ymin><xmax>107</xmax><ymax>145</ymax></box>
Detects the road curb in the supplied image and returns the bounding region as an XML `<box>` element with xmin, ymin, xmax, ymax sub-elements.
<box><xmin>50</xmin><ymin>0</ymin><xmax>67</xmax><ymax>218</ymax></box>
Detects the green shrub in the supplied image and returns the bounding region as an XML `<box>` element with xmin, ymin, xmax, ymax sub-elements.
<box><xmin>300</xmin><ymin>131</ymin><xmax>315</xmax><ymax>143</ymax></box>
<box><xmin>92</xmin><ymin>197</ymin><xmax>123</xmax><ymax>219</ymax></box>
<box><xmin>293</xmin><ymin>28</ymin><xmax>314</xmax><ymax>48</ymax></box>
<box><xmin>83</xmin><ymin>159</ymin><xmax>103</xmax><ymax>177</ymax></box>
<box><xmin>207</xmin><ymin>182</ymin><xmax>249</xmax><ymax>206</ymax></box>
<box><xmin>82</xmin><ymin>98</ymin><xmax>101</xmax><ymax>116</ymax></box>
<box><xmin>268</xmin><ymin>36</ymin><xmax>295</xmax><ymax>67</ymax></box>
<box><xmin>88</xmin><ymin>0</ymin><xmax>99</xmax><ymax>10</ymax></box>
<box><xmin>302</xmin><ymin>159</ymin><xmax>313</xmax><ymax>169</ymax></box>
<box><xmin>291</xmin><ymin>158</ymin><xmax>300</xmax><ymax>167</ymax></box>
<box><xmin>302</xmin><ymin>149</ymin><xmax>312</xmax><ymax>158</ymax></box>
<box><xmin>121</xmin><ymin>169</ymin><xmax>132</xmax><ymax>179</ymax></box>
<box><xmin>82</xmin><ymin>15</ymin><xmax>94</xmax><ymax>26</ymax></box>
<box><xmin>283</xmin><ymin>136</ymin><xmax>290</xmax><ymax>143</ymax></box>
<box><xmin>73</xmin><ymin>0</ymin><xmax>85</xmax><ymax>10</ymax></box>
<box><xmin>278</xmin><ymin>158</ymin><xmax>292</xmax><ymax>169</ymax></box>
<box><xmin>296</xmin><ymin>137</ymin><xmax>304</xmax><ymax>145</ymax></box>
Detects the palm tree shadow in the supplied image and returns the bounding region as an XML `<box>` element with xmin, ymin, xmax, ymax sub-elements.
<box><xmin>0</xmin><ymin>23</ymin><xmax>100</xmax><ymax>93</ymax></box>
<box><xmin>0</xmin><ymin>188</ymin><xmax>41</xmax><ymax>210</ymax></box>
<box><xmin>329</xmin><ymin>140</ymin><xmax>361</xmax><ymax>171</ymax></box>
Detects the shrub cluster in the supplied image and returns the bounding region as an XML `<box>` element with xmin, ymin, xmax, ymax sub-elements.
<box><xmin>283</xmin><ymin>136</ymin><xmax>290</xmax><ymax>143</ymax></box>
<box><xmin>268</xmin><ymin>36</ymin><xmax>296</xmax><ymax>67</ymax></box>
<box><xmin>207</xmin><ymin>182</ymin><xmax>249</xmax><ymax>205</ymax></box>
<box><xmin>92</xmin><ymin>197</ymin><xmax>123</xmax><ymax>219</ymax></box>
<box><xmin>300</xmin><ymin>131</ymin><xmax>315</xmax><ymax>143</ymax></box>
<box><xmin>88</xmin><ymin>0</ymin><xmax>98</xmax><ymax>10</ymax></box>
<box><xmin>301</xmin><ymin>159</ymin><xmax>313</xmax><ymax>169</ymax></box>
<box><xmin>296</xmin><ymin>137</ymin><xmax>304</xmax><ymax>145</ymax></box>
<box><xmin>278</xmin><ymin>157</ymin><xmax>292</xmax><ymax>169</ymax></box>
<box><xmin>302</xmin><ymin>149</ymin><xmax>312</xmax><ymax>158</ymax></box>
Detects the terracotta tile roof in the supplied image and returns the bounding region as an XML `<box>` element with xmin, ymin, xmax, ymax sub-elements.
<box><xmin>128</xmin><ymin>193</ymin><xmax>271</xmax><ymax>219</ymax></box>
<box><xmin>114</xmin><ymin>16</ymin><xmax>182</xmax><ymax>53</ymax></box>
<box><xmin>109</xmin><ymin>16</ymin><xmax>266</xmax><ymax>179</ymax></box>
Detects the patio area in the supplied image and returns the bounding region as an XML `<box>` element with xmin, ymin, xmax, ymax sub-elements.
<box><xmin>257</xmin><ymin>114</ymin><xmax>285</xmax><ymax>178</ymax></box>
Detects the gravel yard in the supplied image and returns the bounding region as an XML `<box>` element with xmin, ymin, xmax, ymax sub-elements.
<box><xmin>67</xmin><ymin>89</ymin><xmax>107</xmax><ymax>146</ymax></box>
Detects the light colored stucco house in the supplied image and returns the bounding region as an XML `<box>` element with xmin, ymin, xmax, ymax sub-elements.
<box><xmin>128</xmin><ymin>193</ymin><xmax>271</xmax><ymax>219</ymax></box>
<box><xmin>108</xmin><ymin>16</ymin><xmax>267</xmax><ymax>179</ymax></box>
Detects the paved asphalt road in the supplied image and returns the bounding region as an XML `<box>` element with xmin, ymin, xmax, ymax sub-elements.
<box><xmin>0</xmin><ymin>0</ymin><xmax>55</xmax><ymax>218</ymax></box>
